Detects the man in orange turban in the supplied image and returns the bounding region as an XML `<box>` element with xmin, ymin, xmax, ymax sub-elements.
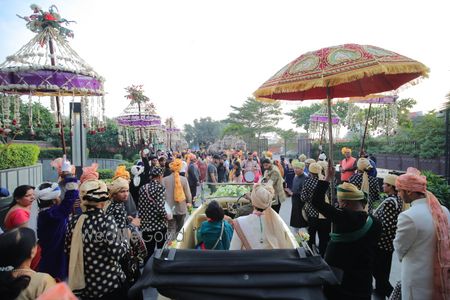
<box><xmin>394</xmin><ymin>167</ymin><xmax>450</xmax><ymax>300</ymax></box>
<box><xmin>162</xmin><ymin>158</ymin><xmax>192</xmax><ymax>237</ymax></box>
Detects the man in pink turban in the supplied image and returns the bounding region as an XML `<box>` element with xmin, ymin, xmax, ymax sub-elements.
<box><xmin>394</xmin><ymin>167</ymin><xmax>450</xmax><ymax>300</ymax></box>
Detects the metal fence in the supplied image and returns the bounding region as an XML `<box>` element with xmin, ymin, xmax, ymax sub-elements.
<box><xmin>245</xmin><ymin>138</ymin><xmax>268</xmax><ymax>154</ymax></box>
<box><xmin>374</xmin><ymin>154</ymin><xmax>446</xmax><ymax>176</ymax></box>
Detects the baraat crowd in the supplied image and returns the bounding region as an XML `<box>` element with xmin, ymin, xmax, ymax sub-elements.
<box><xmin>0</xmin><ymin>147</ymin><xmax>449</xmax><ymax>300</ymax></box>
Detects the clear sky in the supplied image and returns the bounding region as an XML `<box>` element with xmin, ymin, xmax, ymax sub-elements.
<box><xmin>1</xmin><ymin>0</ymin><xmax>449</xmax><ymax>131</ymax></box>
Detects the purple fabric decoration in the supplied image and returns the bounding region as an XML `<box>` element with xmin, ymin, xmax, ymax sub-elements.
<box><xmin>0</xmin><ymin>69</ymin><xmax>103</xmax><ymax>95</ymax></box>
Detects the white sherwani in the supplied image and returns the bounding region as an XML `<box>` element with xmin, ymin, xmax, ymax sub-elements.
<box><xmin>229</xmin><ymin>214</ymin><xmax>290</xmax><ymax>250</ymax></box>
<box><xmin>394</xmin><ymin>198</ymin><xmax>450</xmax><ymax>300</ymax></box>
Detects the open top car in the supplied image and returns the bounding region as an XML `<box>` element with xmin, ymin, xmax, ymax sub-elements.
<box><xmin>129</xmin><ymin>183</ymin><xmax>341</xmax><ymax>300</ymax></box>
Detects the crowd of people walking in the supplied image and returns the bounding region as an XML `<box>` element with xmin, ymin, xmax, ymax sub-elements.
<box><xmin>0</xmin><ymin>147</ymin><xmax>449</xmax><ymax>300</ymax></box>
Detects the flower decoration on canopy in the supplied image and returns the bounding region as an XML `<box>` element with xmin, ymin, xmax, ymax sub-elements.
<box><xmin>17</xmin><ymin>4</ymin><xmax>75</xmax><ymax>42</ymax></box>
<box><xmin>0</xmin><ymin>4</ymin><xmax>105</xmax><ymax>148</ymax></box>
<box><xmin>124</xmin><ymin>85</ymin><xmax>150</xmax><ymax>105</ymax></box>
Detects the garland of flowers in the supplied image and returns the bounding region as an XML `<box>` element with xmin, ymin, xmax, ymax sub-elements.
<box><xmin>124</xmin><ymin>85</ymin><xmax>150</xmax><ymax>105</ymax></box>
<box><xmin>17</xmin><ymin>4</ymin><xmax>75</xmax><ymax>40</ymax></box>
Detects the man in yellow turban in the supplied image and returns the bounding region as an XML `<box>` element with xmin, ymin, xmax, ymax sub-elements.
<box><xmin>349</xmin><ymin>158</ymin><xmax>380</xmax><ymax>213</ymax></box>
<box><xmin>339</xmin><ymin>147</ymin><xmax>356</xmax><ymax>182</ymax></box>
<box><xmin>162</xmin><ymin>158</ymin><xmax>192</xmax><ymax>237</ymax></box>
<box><xmin>112</xmin><ymin>165</ymin><xmax>138</xmax><ymax>217</ymax></box>
<box><xmin>311</xmin><ymin>167</ymin><xmax>382</xmax><ymax>300</ymax></box>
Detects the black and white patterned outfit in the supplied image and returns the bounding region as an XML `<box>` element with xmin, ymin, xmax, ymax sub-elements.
<box><xmin>106</xmin><ymin>200</ymin><xmax>146</xmax><ymax>284</ymax></box>
<box><xmin>106</xmin><ymin>201</ymin><xmax>129</xmax><ymax>230</ymax></box>
<box><xmin>372</xmin><ymin>194</ymin><xmax>403</xmax><ymax>298</ymax></box>
<box><xmin>301</xmin><ymin>175</ymin><xmax>331</xmax><ymax>256</ymax></box>
<box><xmin>138</xmin><ymin>179</ymin><xmax>168</xmax><ymax>261</ymax></box>
<box><xmin>65</xmin><ymin>208</ymin><xmax>127</xmax><ymax>299</ymax></box>
<box><xmin>301</xmin><ymin>175</ymin><xmax>319</xmax><ymax>218</ymax></box>
<box><xmin>349</xmin><ymin>173</ymin><xmax>380</xmax><ymax>214</ymax></box>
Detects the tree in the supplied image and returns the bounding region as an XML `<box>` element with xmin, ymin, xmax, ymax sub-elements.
<box><xmin>226</xmin><ymin>97</ymin><xmax>282</xmax><ymax>139</ymax></box>
<box><xmin>183</xmin><ymin>117</ymin><xmax>225</xmax><ymax>148</ymax></box>
<box><xmin>87</xmin><ymin>118</ymin><xmax>121</xmax><ymax>158</ymax></box>
<box><xmin>286</xmin><ymin>101</ymin><xmax>350</xmax><ymax>134</ymax></box>
<box><xmin>396</xmin><ymin>98</ymin><xmax>417</xmax><ymax>128</ymax></box>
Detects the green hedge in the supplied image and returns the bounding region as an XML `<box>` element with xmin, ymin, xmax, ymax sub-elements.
<box><xmin>113</xmin><ymin>154</ymin><xmax>123</xmax><ymax>160</ymax></box>
<box><xmin>98</xmin><ymin>169</ymin><xmax>114</xmax><ymax>180</ymax></box>
<box><xmin>422</xmin><ymin>171</ymin><xmax>450</xmax><ymax>210</ymax></box>
<box><xmin>0</xmin><ymin>144</ymin><xmax>40</xmax><ymax>170</ymax></box>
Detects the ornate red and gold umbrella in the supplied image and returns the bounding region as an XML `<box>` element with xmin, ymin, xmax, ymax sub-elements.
<box><xmin>254</xmin><ymin>43</ymin><xmax>429</xmax><ymax>164</ymax></box>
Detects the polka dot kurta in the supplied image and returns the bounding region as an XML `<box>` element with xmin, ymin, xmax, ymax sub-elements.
<box><xmin>105</xmin><ymin>200</ymin><xmax>129</xmax><ymax>230</ymax></box>
<box><xmin>373</xmin><ymin>195</ymin><xmax>403</xmax><ymax>251</ymax></box>
<box><xmin>65</xmin><ymin>208</ymin><xmax>127</xmax><ymax>299</ymax></box>
<box><xmin>301</xmin><ymin>176</ymin><xmax>320</xmax><ymax>218</ymax></box>
<box><xmin>138</xmin><ymin>180</ymin><xmax>168</xmax><ymax>232</ymax></box>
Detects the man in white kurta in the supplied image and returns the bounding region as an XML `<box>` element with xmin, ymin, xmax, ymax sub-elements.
<box><xmin>230</xmin><ymin>182</ymin><xmax>291</xmax><ymax>250</ymax></box>
<box><xmin>394</xmin><ymin>167</ymin><xmax>450</xmax><ymax>300</ymax></box>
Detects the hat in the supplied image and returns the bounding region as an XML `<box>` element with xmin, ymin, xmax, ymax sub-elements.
<box><xmin>79</xmin><ymin>180</ymin><xmax>108</xmax><ymax>203</ymax></box>
<box><xmin>395</xmin><ymin>167</ymin><xmax>427</xmax><ymax>194</ymax></box>
<box><xmin>291</xmin><ymin>160</ymin><xmax>305</xmax><ymax>169</ymax></box>
<box><xmin>298</xmin><ymin>154</ymin><xmax>307</xmax><ymax>162</ymax></box>
<box><xmin>251</xmin><ymin>182</ymin><xmax>275</xmax><ymax>210</ymax></box>
<box><xmin>79</xmin><ymin>163</ymin><xmax>99</xmax><ymax>184</ymax></box>
<box><xmin>341</xmin><ymin>147</ymin><xmax>352</xmax><ymax>155</ymax></box>
<box><xmin>337</xmin><ymin>182</ymin><xmax>365</xmax><ymax>201</ymax></box>
<box><xmin>0</xmin><ymin>187</ymin><xmax>10</xmax><ymax>197</ymax></box>
<box><xmin>108</xmin><ymin>177</ymin><xmax>129</xmax><ymax>195</ymax></box>
<box><xmin>36</xmin><ymin>182</ymin><xmax>61</xmax><ymax>201</ymax></box>
<box><xmin>308</xmin><ymin>163</ymin><xmax>322</xmax><ymax>175</ymax></box>
<box><xmin>151</xmin><ymin>166</ymin><xmax>164</xmax><ymax>177</ymax></box>
<box><xmin>305</xmin><ymin>158</ymin><xmax>316</xmax><ymax>164</ymax></box>
<box><xmin>113</xmin><ymin>165</ymin><xmax>130</xmax><ymax>181</ymax></box>
<box><xmin>357</xmin><ymin>158</ymin><xmax>372</xmax><ymax>172</ymax></box>
<box><xmin>383</xmin><ymin>174</ymin><xmax>398</xmax><ymax>187</ymax></box>
<box><xmin>169</xmin><ymin>159</ymin><xmax>183</xmax><ymax>173</ymax></box>
<box><xmin>318</xmin><ymin>153</ymin><xmax>327</xmax><ymax>161</ymax></box>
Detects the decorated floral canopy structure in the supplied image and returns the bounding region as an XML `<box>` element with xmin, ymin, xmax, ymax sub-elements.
<box><xmin>346</xmin><ymin>94</ymin><xmax>398</xmax><ymax>153</ymax></box>
<box><xmin>309</xmin><ymin>104</ymin><xmax>340</xmax><ymax>145</ymax></box>
<box><xmin>117</xmin><ymin>85</ymin><xmax>165</xmax><ymax>149</ymax></box>
<box><xmin>0</xmin><ymin>4</ymin><xmax>105</xmax><ymax>152</ymax></box>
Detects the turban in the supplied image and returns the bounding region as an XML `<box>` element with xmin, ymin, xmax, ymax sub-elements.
<box><xmin>337</xmin><ymin>182</ymin><xmax>365</xmax><ymax>201</ymax></box>
<box><xmin>36</xmin><ymin>182</ymin><xmax>61</xmax><ymax>208</ymax></box>
<box><xmin>395</xmin><ymin>167</ymin><xmax>426</xmax><ymax>194</ymax></box>
<box><xmin>265</xmin><ymin>151</ymin><xmax>273</xmax><ymax>159</ymax></box>
<box><xmin>298</xmin><ymin>154</ymin><xmax>307</xmax><ymax>162</ymax></box>
<box><xmin>151</xmin><ymin>166</ymin><xmax>164</xmax><ymax>177</ymax></box>
<box><xmin>291</xmin><ymin>160</ymin><xmax>305</xmax><ymax>169</ymax></box>
<box><xmin>113</xmin><ymin>165</ymin><xmax>130</xmax><ymax>181</ymax></box>
<box><xmin>169</xmin><ymin>159</ymin><xmax>186</xmax><ymax>202</ymax></box>
<box><xmin>79</xmin><ymin>163</ymin><xmax>99</xmax><ymax>185</ymax></box>
<box><xmin>341</xmin><ymin>147</ymin><xmax>352</xmax><ymax>155</ymax></box>
<box><xmin>108</xmin><ymin>177</ymin><xmax>129</xmax><ymax>196</ymax></box>
<box><xmin>0</xmin><ymin>188</ymin><xmax>10</xmax><ymax>197</ymax></box>
<box><xmin>51</xmin><ymin>157</ymin><xmax>75</xmax><ymax>176</ymax></box>
<box><xmin>317</xmin><ymin>161</ymin><xmax>329</xmax><ymax>179</ymax></box>
<box><xmin>318</xmin><ymin>153</ymin><xmax>327</xmax><ymax>161</ymax></box>
<box><xmin>251</xmin><ymin>182</ymin><xmax>275</xmax><ymax>210</ymax></box>
<box><xmin>305</xmin><ymin>158</ymin><xmax>316</xmax><ymax>164</ymax></box>
<box><xmin>308</xmin><ymin>163</ymin><xmax>322</xmax><ymax>175</ymax></box>
<box><xmin>357</xmin><ymin>158</ymin><xmax>372</xmax><ymax>194</ymax></box>
<box><xmin>79</xmin><ymin>179</ymin><xmax>108</xmax><ymax>204</ymax></box>
<box><xmin>396</xmin><ymin>167</ymin><xmax>450</xmax><ymax>299</ymax></box>
<box><xmin>383</xmin><ymin>174</ymin><xmax>398</xmax><ymax>187</ymax></box>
